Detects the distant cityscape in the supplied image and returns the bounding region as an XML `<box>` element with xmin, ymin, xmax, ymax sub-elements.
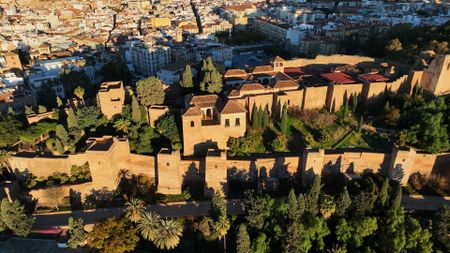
<box><xmin>0</xmin><ymin>1</ymin><xmax>449</xmax><ymax>253</ymax></box>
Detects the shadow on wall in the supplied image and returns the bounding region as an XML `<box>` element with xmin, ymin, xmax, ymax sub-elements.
<box><xmin>115</xmin><ymin>169</ymin><xmax>156</xmax><ymax>201</ymax></box>
<box><xmin>227</xmin><ymin>166</ymin><xmax>258</xmax><ymax>198</ymax></box>
<box><xmin>182</xmin><ymin>162</ymin><xmax>205</xmax><ymax>199</ymax></box>
<box><xmin>193</xmin><ymin>141</ymin><xmax>218</xmax><ymax>157</ymax></box>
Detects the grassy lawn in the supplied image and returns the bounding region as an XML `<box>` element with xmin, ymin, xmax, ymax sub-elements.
<box><xmin>287</xmin><ymin>110</ymin><xmax>351</xmax><ymax>150</ymax></box>
<box><xmin>335</xmin><ymin>130</ymin><xmax>392</xmax><ymax>150</ymax></box>
<box><xmin>229</xmin><ymin>109</ymin><xmax>376</xmax><ymax>156</ymax></box>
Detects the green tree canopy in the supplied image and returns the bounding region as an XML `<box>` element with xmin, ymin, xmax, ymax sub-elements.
<box><xmin>180</xmin><ymin>64</ymin><xmax>194</xmax><ymax>88</ymax></box>
<box><xmin>156</xmin><ymin>114</ymin><xmax>181</xmax><ymax>149</ymax></box>
<box><xmin>0</xmin><ymin>198</ymin><xmax>34</xmax><ymax>237</ymax></box>
<box><xmin>236</xmin><ymin>224</ymin><xmax>251</xmax><ymax>253</ymax></box>
<box><xmin>335</xmin><ymin>187</ymin><xmax>351</xmax><ymax>217</ymax></box>
<box><xmin>68</xmin><ymin>217</ymin><xmax>86</xmax><ymax>249</ymax></box>
<box><xmin>86</xmin><ymin>217</ymin><xmax>139</xmax><ymax>253</ymax></box>
<box><xmin>131</xmin><ymin>95</ymin><xmax>142</xmax><ymax>124</ymax></box>
<box><xmin>305</xmin><ymin>175</ymin><xmax>321</xmax><ymax>215</ymax></box>
<box><xmin>136</xmin><ymin>76</ymin><xmax>165</xmax><ymax>106</ymax></box>
<box><xmin>0</xmin><ymin>115</ymin><xmax>21</xmax><ymax>147</ymax></box>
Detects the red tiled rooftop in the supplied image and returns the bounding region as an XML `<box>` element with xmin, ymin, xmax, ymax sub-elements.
<box><xmin>358</xmin><ymin>73</ymin><xmax>389</xmax><ymax>82</ymax></box>
<box><xmin>320</xmin><ymin>72</ymin><xmax>357</xmax><ymax>84</ymax></box>
<box><xmin>224</xmin><ymin>69</ymin><xmax>247</xmax><ymax>77</ymax></box>
<box><xmin>273</xmin><ymin>56</ymin><xmax>285</xmax><ymax>62</ymax></box>
<box><xmin>220</xmin><ymin>100</ymin><xmax>247</xmax><ymax>114</ymax></box>
<box><xmin>183</xmin><ymin>106</ymin><xmax>202</xmax><ymax>117</ymax></box>
<box><xmin>272</xmin><ymin>80</ymin><xmax>299</xmax><ymax>89</ymax></box>
<box><xmin>228</xmin><ymin>90</ymin><xmax>241</xmax><ymax>97</ymax></box>
<box><xmin>274</xmin><ymin>72</ymin><xmax>292</xmax><ymax>81</ymax></box>
<box><xmin>251</xmin><ymin>65</ymin><xmax>274</xmax><ymax>73</ymax></box>
<box><xmin>239</xmin><ymin>83</ymin><xmax>266</xmax><ymax>92</ymax></box>
<box><xmin>284</xmin><ymin>67</ymin><xmax>306</xmax><ymax>79</ymax></box>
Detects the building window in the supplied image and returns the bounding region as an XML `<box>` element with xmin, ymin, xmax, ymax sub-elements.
<box><xmin>190</xmin><ymin>121</ymin><xmax>195</xmax><ymax>127</ymax></box>
<box><xmin>225</xmin><ymin>119</ymin><xmax>230</xmax><ymax>127</ymax></box>
<box><xmin>287</xmin><ymin>99</ymin><xmax>291</xmax><ymax>106</ymax></box>
<box><xmin>166</xmin><ymin>162</ymin><xmax>170</xmax><ymax>166</ymax></box>
<box><xmin>206</xmin><ymin>108</ymin><xmax>212</xmax><ymax>119</ymax></box>
<box><xmin>235</xmin><ymin>118</ymin><xmax>240</xmax><ymax>126</ymax></box>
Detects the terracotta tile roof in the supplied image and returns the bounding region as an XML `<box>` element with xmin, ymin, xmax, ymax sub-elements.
<box><xmin>251</xmin><ymin>65</ymin><xmax>274</xmax><ymax>73</ymax></box>
<box><xmin>320</xmin><ymin>72</ymin><xmax>357</xmax><ymax>84</ymax></box>
<box><xmin>189</xmin><ymin>94</ymin><xmax>218</xmax><ymax>105</ymax></box>
<box><xmin>274</xmin><ymin>72</ymin><xmax>292</xmax><ymax>81</ymax></box>
<box><xmin>220</xmin><ymin>100</ymin><xmax>246</xmax><ymax>114</ymax></box>
<box><xmin>273</xmin><ymin>56</ymin><xmax>285</xmax><ymax>62</ymax></box>
<box><xmin>239</xmin><ymin>83</ymin><xmax>266</xmax><ymax>92</ymax></box>
<box><xmin>224</xmin><ymin>69</ymin><xmax>247</xmax><ymax>77</ymax></box>
<box><xmin>358</xmin><ymin>73</ymin><xmax>389</xmax><ymax>82</ymax></box>
<box><xmin>228</xmin><ymin>90</ymin><xmax>241</xmax><ymax>97</ymax></box>
<box><xmin>183</xmin><ymin>106</ymin><xmax>201</xmax><ymax>117</ymax></box>
<box><xmin>284</xmin><ymin>67</ymin><xmax>306</xmax><ymax>79</ymax></box>
<box><xmin>272</xmin><ymin>80</ymin><xmax>299</xmax><ymax>89</ymax></box>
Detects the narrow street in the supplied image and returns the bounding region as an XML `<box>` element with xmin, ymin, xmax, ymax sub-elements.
<box><xmin>32</xmin><ymin>196</ymin><xmax>449</xmax><ymax>229</ymax></box>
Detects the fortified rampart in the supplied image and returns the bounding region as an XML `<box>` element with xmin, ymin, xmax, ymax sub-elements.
<box><xmin>9</xmin><ymin>139</ymin><xmax>450</xmax><ymax>205</ymax></box>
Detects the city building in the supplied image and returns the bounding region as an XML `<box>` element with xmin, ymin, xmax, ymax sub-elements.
<box><xmin>131</xmin><ymin>42</ymin><xmax>171</xmax><ymax>77</ymax></box>
<box><xmin>97</xmin><ymin>81</ymin><xmax>125</xmax><ymax>120</ymax></box>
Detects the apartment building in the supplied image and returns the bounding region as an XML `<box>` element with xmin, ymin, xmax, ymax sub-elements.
<box><xmin>131</xmin><ymin>42</ymin><xmax>171</xmax><ymax>77</ymax></box>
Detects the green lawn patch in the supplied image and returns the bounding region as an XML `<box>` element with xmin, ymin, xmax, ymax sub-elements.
<box><xmin>334</xmin><ymin>130</ymin><xmax>391</xmax><ymax>150</ymax></box>
<box><xmin>19</xmin><ymin>120</ymin><xmax>57</xmax><ymax>144</ymax></box>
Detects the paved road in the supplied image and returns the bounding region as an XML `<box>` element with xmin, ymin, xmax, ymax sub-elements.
<box><xmin>33</xmin><ymin>196</ymin><xmax>449</xmax><ymax>229</ymax></box>
<box><xmin>33</xmin><ymin>199</ymin><xmax>243</xmax><ymax>228</ymax></box>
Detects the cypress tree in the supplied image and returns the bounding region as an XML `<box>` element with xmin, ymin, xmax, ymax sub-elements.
<box><xmin>180</xmin><ymin>64</ymin><xmax>193</xmax><ymax>88</ymax></box>
<box><xmin>335</xmin><ymin>186</ymin><xmax>351</xmax><ymax>217</ymax></box>
<box><xmin>131</xmin><ymin>95</ymin><xmax>142</xmax><ymax>124</ymax></box>
<box><xmin>258</xmin><ymin>106</ymin><xmax>264</xmax><ymax>128</ymax></box>
<box><xmin>280</xmin><ymin>104</ymin><xmax>289</xmax><ymax>134</ymax></box>
<box><xmin>283</xmin><ymin>221</ymin><xmax>306</xmax><ymax>253</ymax></box>
<box><xmin>208</xmin><ymin>70</ymin><xmax>223</xmax><ymax>93</ymax></box>
<box><xmin>66</xmin><ymin>107</ymin><xmax>78</xmax><ymax>130</ymax></box>
<box><xmin>287</xmin><ymin>189</ymin><xmax>300</xmax><ymax>222</ymax></box>
<box><xmin>297</xmin><ymin>193</ymin><xmax>305</xmax><ymax>218</ymax></box>
<box><xmin>236</xmin><ymin>224</ymin><xmax>251</xmax><ymax>253</ymax></box>
<box><xmin>262</xmin><ymin>105</ymin><xmax>270</xmax><ymax>128</ymax></box>
<box><xmin>343</xmin><ymin>99</ymin><xmax>349</xmax><ymax>118</ymax></box>
<box><xmin>206</xmin><ymin>56</ymin><xmax>215</xmax><ymax>72</ymax></box>
<box><xmin>252</xmin><ymin>104</ymin><xmax>260</xmax><ymax>128</ymax></box>
<box><xmin>305</xmin><ymin>175</ymin><xmax>321</xmax><ymax>215</ymax></box>
<box><xmin>391</xmin><ymin>185</ymin><xmax>402</xmax><ymax>210</ymax></box>
<box><xmin>200</xmin><ymin>72</ymin><xmax>211</xmax><ymax>92</ymax></box>
<box><xmin>378</xmin><ymin>178</ymin><xmax>389</xmax><ymax>208</ymax></box>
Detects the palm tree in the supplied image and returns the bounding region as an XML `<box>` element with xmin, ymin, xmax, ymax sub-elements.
<box><xmin>0</xmin><ymin>149</ymin><xmax>12</xmax><ymax>174</ymax></box>
<box><xmin>152</xmin><ymin>219</ymin><xmax>183</xmax><ymax>250</ymax></box>
<box><xmin>137</xmin><ymin>211</ymin><xmax>161</xmax><ymax>241</ymax></box>
<box><xmin>213</xmin><ymin>216</ymin><xmax>230</xmax><ymax>253</ymax></box>
<box><xmin>125</xmin><ymin>198</ymin><xmax>145</xmax><ymax>223</ymax></box>
<box><xmin>114</xmin><ymin>118</ymin><xmax>131</xmax><ymax>134</ymax></box>
<box><xmin>326</xmin><ymin>244</ymin><xmax>347</xmax><ymax>253</ymax></box>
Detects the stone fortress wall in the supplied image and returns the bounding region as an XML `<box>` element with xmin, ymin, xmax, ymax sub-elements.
<box><xmin>6</xmin><ymin>54</ymin><xmax>450</xmax><ymax>206</ymax></box>
<box><xmin>8</xmin><ymin>139</ymin><xmax>450</xmax><ymax>206</ymax></box>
